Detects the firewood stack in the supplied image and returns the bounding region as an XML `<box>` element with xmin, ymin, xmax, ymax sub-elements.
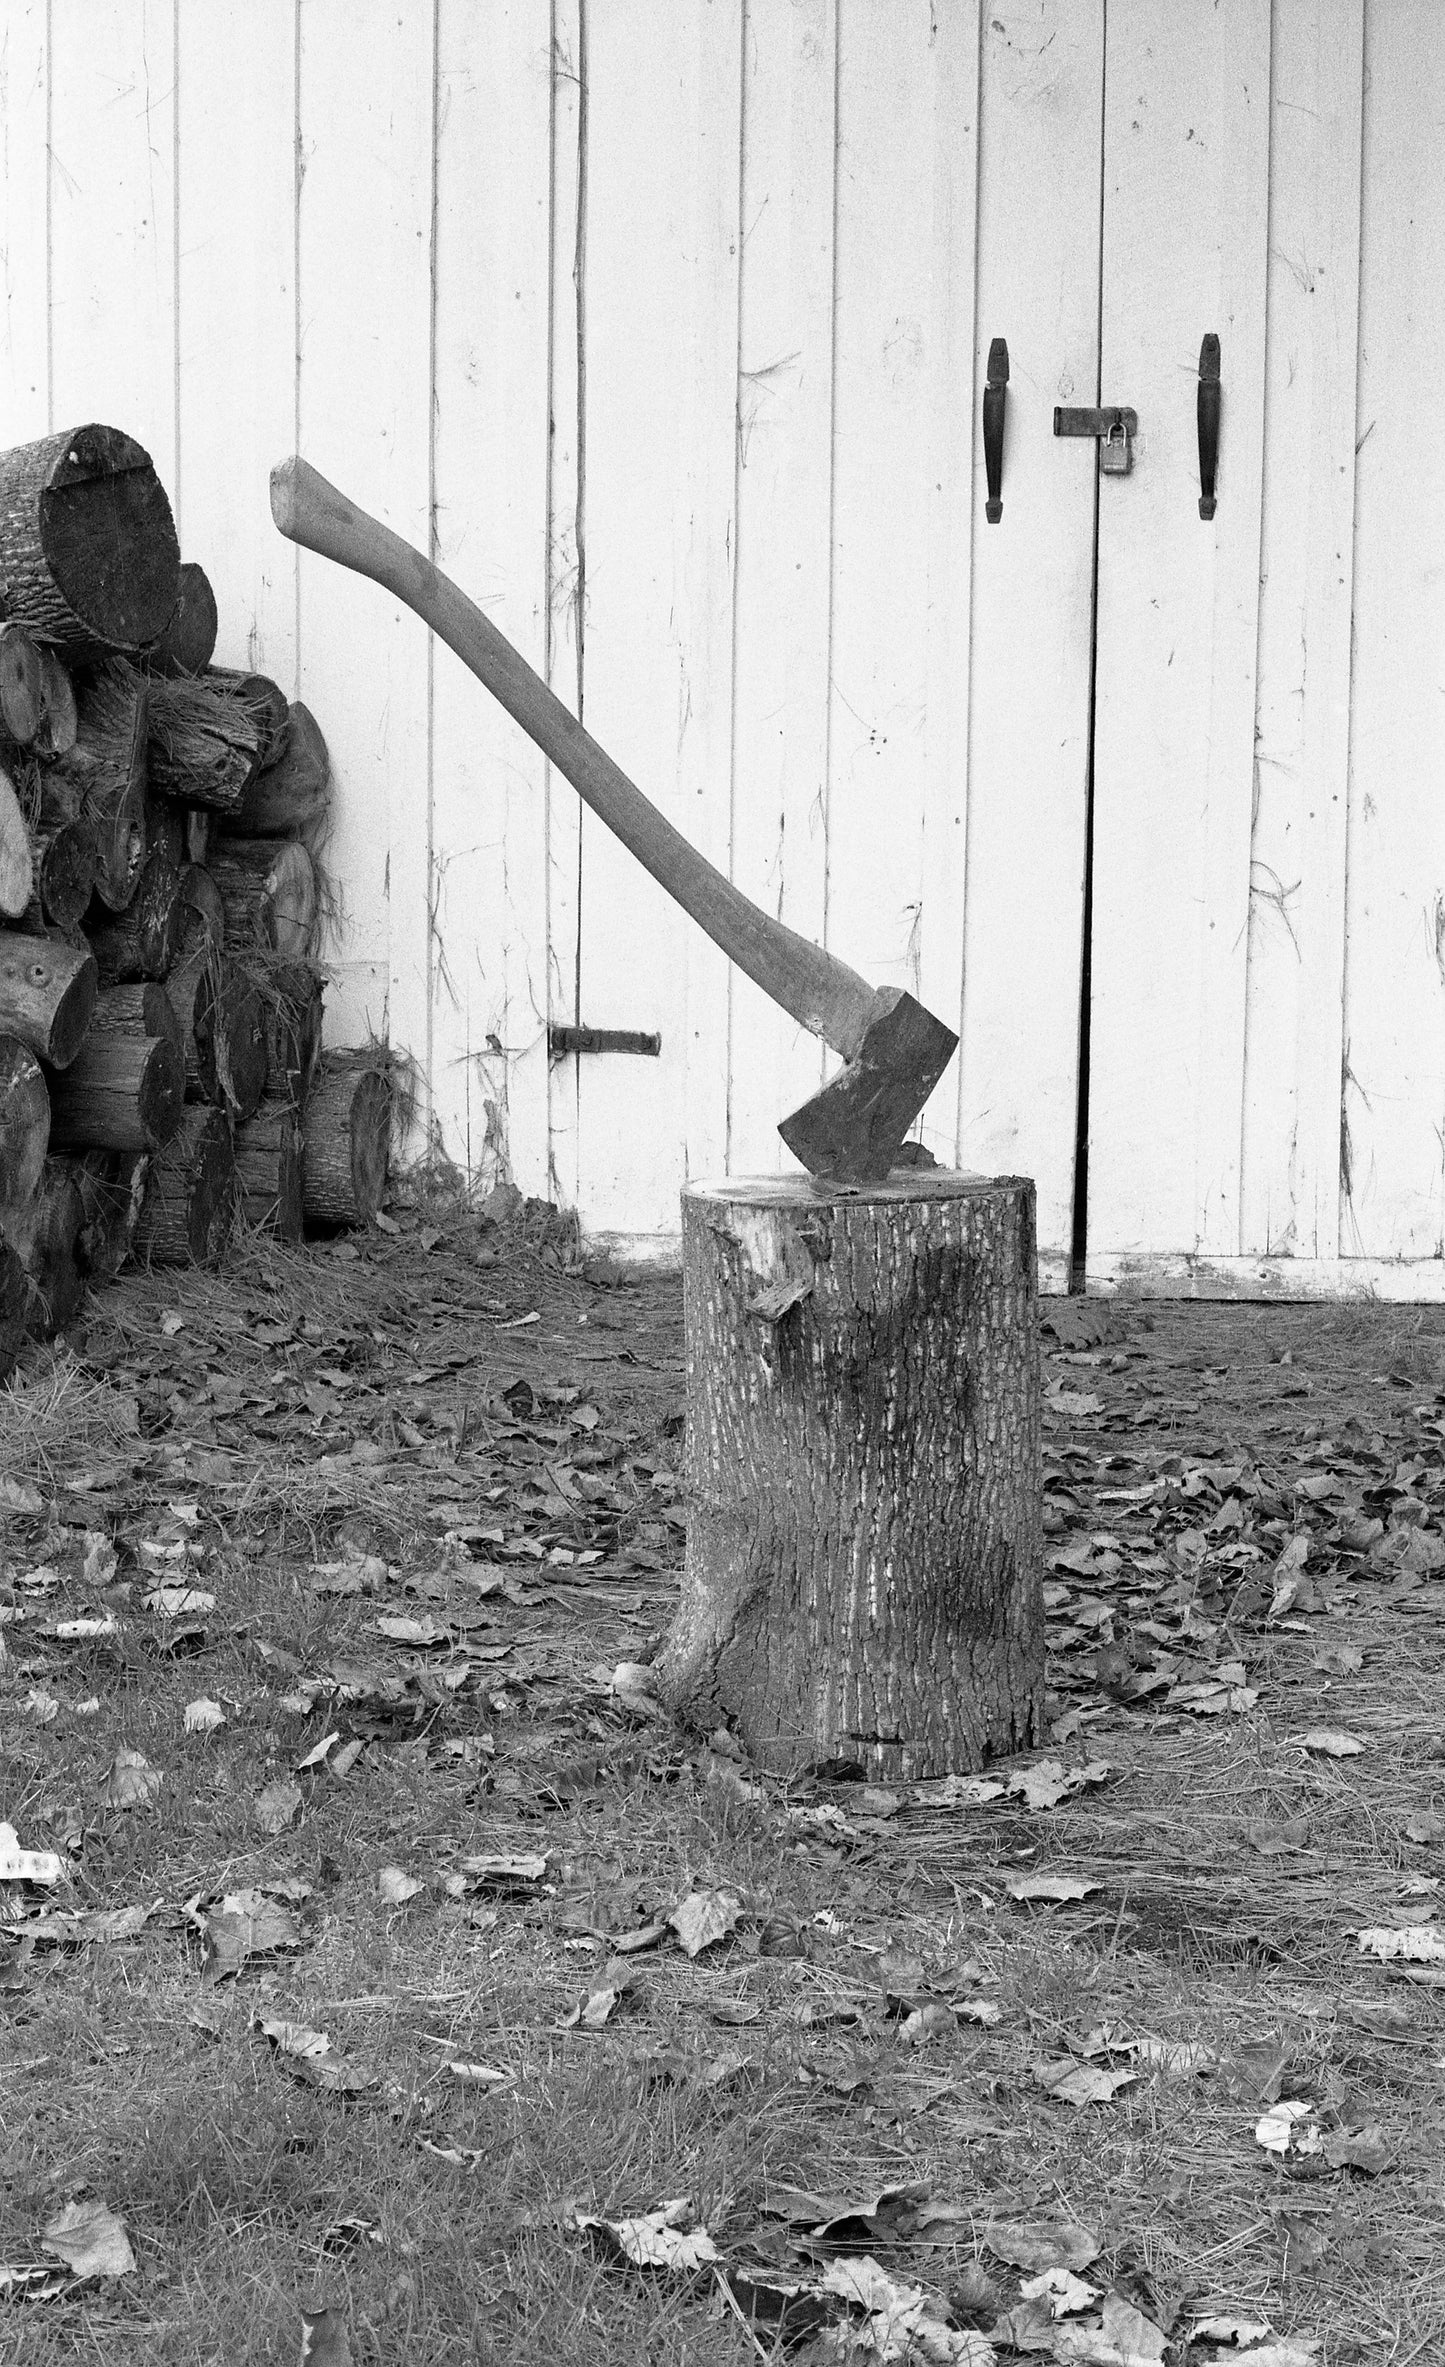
<box><xmin>0</xmin><ymin>424</ymin><xmax>392</xmax><ymax>1374</ymax></box>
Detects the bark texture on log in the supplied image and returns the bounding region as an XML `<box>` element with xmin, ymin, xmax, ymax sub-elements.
<box><xmin>57</xmin><ymin>1149</ymin><xmax>148</xmax><ymax>1279</ymax></box>
<box><xmin>88</xmin><ymin>981</ymin><xmax>183</xmax><ymax>1060</ymax></box>
<box><xmin>146</xmin><ymin>672</ymin><xmax>263</xmax><ymax>810</ymax></box>
<box><xmin>210</xmin><ymin>839</ymin><xmax>316</xmax><ymax>956</ymax></box>
<box><xmin>259</xmin><ymin>961</ymin><xmax>323</xmax><ymax>1106</ymax></box>
<box><xmin>302</xmin><ymin>1063</ymin><xmax>390</xmax><ymax>1228</ymax></box>
<box><xmin>88</xmin><ymin>846</ymin><xmax>184</xmax><ymax>984</ymax></box>
<box><xmin>0</xmin><ymin>931</ymin><xmax>96</xmax><ymax>1066</ymax></box>
<box><xmin>205</xmin><ymin>668</ymin><xmax>290</xmax><ymax>770</ymax></box>
<box><xmin>0</xmin><ymin>425</ymin><xmax>179</xmax><ymax>654</ymax></box>
<box><xmin>194</xmin><ymin>957</ymin><xmax>266</xmax><ymax>1118</ymax></box>
<box><xmin>234</xmin><ymin>1095</ymin><xmax>303</xmax><ymax>1240</ymax></box>
<box><xmin>46</xmin><ymin>660</ymin><xmax>148</xmax><ymax>909</ymax></box>
<box><xmin>656</xmin><ymin>1174</ymin><xmax>1045</xmax><ymax>1780</ymax></box>
<box><xmin>0</xmin><ymin>1163</ymin><xmax>85</xmax><ymax>1331</ymax></box>
<box><xmin>46</xmin><ymin>1026</ymin><xmax>184</xmax><ymax>1152</ymax></box>
<box><xmin>132</xmin><ymin>1105</ymin><xmax>235</xmax><ymax>1266</ymax></box>
<box><xmin>0</xmin><ymin>1231</ymin><xmax>26</xmax><ymax>1375</ymax></box>
<box><xmin>143</xmin><ymin>561</ymin><xmax>218</xmax><ymax>676</ymax></box>
<box><xmin>223</xmin><ymin>701</ymin><xmax>329</xmax><ymax>840</ymax></box>
<box><xmin>0</xmin><ymin>1034</ymin><xmax>50</xmax><ymax>1203</ymax></box>
<box><xmin>177</xmin><ymin>859</ymin><xmax>225</xmax><ymax>956</ymax></box>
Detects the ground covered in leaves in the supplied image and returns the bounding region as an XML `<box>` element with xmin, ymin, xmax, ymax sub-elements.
<box><xmin>2</xmin><ymin>1204</ymin><xmax>1444</xmax><ymax>2367</ymax></box>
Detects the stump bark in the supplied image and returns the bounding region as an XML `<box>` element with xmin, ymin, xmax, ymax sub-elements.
<box><xmin>301</xmin><ymin>1062</ymin><xmax>390</xmax><ymax>1228</ymax></box>
<box><xmin>656</xmin><ymin>1172</ymin><xmax>1044</xmax><ymax>1779</ymax></box>
<box><xmin>132</xmin><ymin>1105</ymin><xmax>235</xmax><ymax>1266</ymax></box>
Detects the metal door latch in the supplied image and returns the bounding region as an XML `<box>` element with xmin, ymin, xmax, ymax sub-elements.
<box><xmin>1053</xmin><ymin>404</ymin><xmax>1137</xmax><ymax>476</ymax></box>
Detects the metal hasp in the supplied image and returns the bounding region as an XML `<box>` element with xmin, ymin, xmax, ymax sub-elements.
<box><xmin>1054</xmin><ymin>403</ymin><xmax>1137</xmax><ymax>476</ymax></box>
<box><xmin>1197</xmin><ymin>333</ymin><xmax>1221</xmax><ymax>519</ymax></box>
<box><xmin>548</xmin><ymin>1025</ymin><xmax>661</xmax><ymax>1058</ymax></box>
<box><xmin>983</xmin><ymin>337</ymin><xmax>1009</xmax><ymax>523</ymax></box>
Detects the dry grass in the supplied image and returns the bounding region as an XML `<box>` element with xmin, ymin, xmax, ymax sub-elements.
<box><xmin>2</xmin><ymin>1228</ymin><xmax>1444</xmax><ymax>2363</ymax></box>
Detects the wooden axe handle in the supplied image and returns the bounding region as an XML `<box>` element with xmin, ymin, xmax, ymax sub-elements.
<box><xmin>270</xmin><ymin>457</ymin><xmax>878</xmax><ymax>1059</ymax></box>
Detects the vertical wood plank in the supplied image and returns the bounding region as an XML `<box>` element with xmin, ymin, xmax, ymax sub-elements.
<box><xmin>725</xmin><ymin>0</ymin><xmax>837</xmax><ymax>1173</ymax></box>
<box><xmin>1087</xmin><ymin>0</ymin><xmax>1270</xmax><ymax>1264</ymax></box>
<box><xmin>574</xmin><ymin>0</ymin><xmax>742</xmax><ymax>1240</ymax></box>
<box><xmin>1239</xmin><ymin>0</ymin><xmax>1362</xmax><ymax>1259</ymax></box>
<box><xmin>1342</xmin><ymin>4</ymin><xmax>1445</xmax><ymax>1258</ymax></box>
<box><xmin>545</xmin><ymin>0</ymin><xmax>584</xmax><ymax>1213</ymax></box>
<box><xmin>960</xmin><ymin>0</ymin><xmax>1102</xmax><ymax>1260</ymax></box>
<box><xmin>824</xmin><ymin>0</ymin><xmax>979</xmax><ymax>1162</ymax></box>
<box><xmin>175</xmin><ymin>0</ymin><xmax>297</xmax><ymax>682</ymax></box>
<box><xmin>429</xmin><ymin>0</ymin><xmax>552</xmax><ymax>1194</ymax></box>
<box><xmin>0</xmin><ymin>0</ymin><xmax>51</xmax><ymax>441</ymax></box>
<box><xmin>295</xmin><ymin>0</ymin><xmax>433</xmax><ymax>1078</ymax></box>
<box><xmin>48</xmin><ymin>0</ymin><xmax>177</xmax><ymax>492</ymax></box>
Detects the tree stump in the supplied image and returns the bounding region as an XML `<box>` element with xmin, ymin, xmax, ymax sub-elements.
<box><xmin>655</xmin><ymin>1173</ymin><xmax>1044</xmax><ymax>1779</ymax></box>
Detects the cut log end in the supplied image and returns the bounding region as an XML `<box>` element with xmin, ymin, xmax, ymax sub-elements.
<box><xmin>0</xmin><ymin>933</ymin><xmax>98</xmax><ymax>1068</ymax></box>
<box><xmin>144</xmin><ymin>560</ymin><xmax>219</xmax><ymax>676</ymax></box>
<box><xmin>34</xmin><ymin>425</ymin><xmax>181</xmax><ymax>651</ymax></box>
<box><xmin>655</xmin><ymin>1172</ymin><xmax>1046</xmax><ymax>1780</ymax></box>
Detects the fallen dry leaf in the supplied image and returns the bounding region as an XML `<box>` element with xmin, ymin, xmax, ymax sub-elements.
<box><xmin>377</xmin><ymin>1866</ymin><xmax>424</xmax><ymax>1906</ymax></box>
<box><xmin>1020</xmin><ymin>2266</ymin><xmax>1100</xmax><ymax>2317</ymax></box>
<box><xmin>575</xmin><ymin>2195</ymin><xmax>719</xmax><ymax>2273</ymax></box>
<box><xmin>1033</xmin><ymin>2059</ymin><xmax>1138</xmax><ymax>2107</ymax></box>
<box><xmin>1006</xmin><ymin>1874</ymin><xmax>1099</xmax><ymax>1905</ymax></box>
<box><xmin>1299</xmin><ymin>1728</ymin><xmax>1364</xmax><ymax>1757</ymax></box>
<box><xmin>983</xmin><ymin>2218</ymin><xmax>1101</xmax><ymax>2274</ymax></box>
<box><xmin>1256</xmin><ymin>2100</ymin><xmax>1322</xmax><ymax>2156</ymax></box>
<box><xmin>257</xmin><ymin>2016</ymin><xmax>331</xmax><ymax>2060</ymax></box>
<box><xmin>445</xmin><ymin>2059</ymin><xmax>514</xmax><ymax>2086</ymax></box>
<box><xmin>183</xmin><ymin>1696</ymin><xmax>225</xmax><ymax>1734</ymax></box>
<box><xmin>40</xmin><ymin>2197</ymin><xmax>135</xmax><ymax>2279</ymax></box>
<box><xmin>667</xmin><ymin>1888</ymin><xmax>742</xmax><ymax>1958</ymax></box>
<box><xmin>143</xmin><ymin>1586</ymin><xmax>215</xmax><ymax>1618</ymax></box>
<box><xmin>254</xmin><ymin>1778</ymin><xmax>303</xmax><ymax>1836</ymax></box>
<box><xmin>101</xmin><ymin>1749</ymin><xmax>162</xmax><ymax>1811</ymax></box>
<box><xmin>1357</xmin><ymin>1926</ymin><xmax>1445</xmax><ymax>1963</ymax></box>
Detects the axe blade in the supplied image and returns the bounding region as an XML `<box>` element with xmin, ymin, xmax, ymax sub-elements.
<box><xmin>777</xmin><ymin>988</ymin><xmax>959</xmax><ymax>1185</ymax></box>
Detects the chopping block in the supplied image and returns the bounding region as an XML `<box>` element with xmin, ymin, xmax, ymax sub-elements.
<box><xmin>654</xmin><ymin>1170</ymin><xmax>1046</xmax><ymax>1780</ymax></box>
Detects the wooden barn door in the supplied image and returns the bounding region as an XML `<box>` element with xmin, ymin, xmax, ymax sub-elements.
<box><xmin>1083</xmin><ymin>1</ymin><xmax>1272</xmax><ymax>1272</ymax></box>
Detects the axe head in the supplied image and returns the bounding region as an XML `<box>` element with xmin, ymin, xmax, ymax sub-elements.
<box><xmin>777</xmin><ymin>986</ymin><xmax>959</xmax><ymax>1185</ymax></box>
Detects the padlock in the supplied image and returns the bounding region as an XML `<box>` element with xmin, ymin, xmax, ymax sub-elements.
<box><xmin>1099</xmin><ymin>417</ymin><xmax>1132</xmax><ymax>476</ymax></box>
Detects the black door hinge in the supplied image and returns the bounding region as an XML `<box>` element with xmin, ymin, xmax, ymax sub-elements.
<box><xmin>547</xmin><ymin>1025</ymin><xmax>661</xmax><ymax>1058</ymax></box>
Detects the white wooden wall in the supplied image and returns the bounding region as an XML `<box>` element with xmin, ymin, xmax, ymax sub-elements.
<box><xmin>2</xmin><ymin>1</ymin><xmax>1443</xmax><ymax>1293</ymax></box>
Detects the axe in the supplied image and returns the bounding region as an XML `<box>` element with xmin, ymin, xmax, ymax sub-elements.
<box><xmin>269</xmin><ymin>458</ymin><xmax>958</xmax><ymax>1184</ymax></box>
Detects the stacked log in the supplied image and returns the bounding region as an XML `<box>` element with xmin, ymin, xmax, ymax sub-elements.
<box><xmin>0</xmin><ymin>418</ymin><xmax>392</xmax><ymax>1364</ymax></box>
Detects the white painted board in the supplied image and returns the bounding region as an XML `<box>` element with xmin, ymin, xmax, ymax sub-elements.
<box><xmin>429</xmin><ymin>0</ymin><xmax>552</xmax><ymax>1195</ymax></box>
<box><xmin>1240</xmin><ymin>0</ymin><xmax>1362</xmax><ymax>1260</ymax></box>
<box><xmin>294</xmin><ymin>3</ymin><xmax>433</xmax><ymax>1078</ymax></box>
<box><xmin>1087</xmin><ymin>0</ymin><xmax>1270</xmax><ymax>1265</ymax></box>
<box><xmin>0</xmin><ymin>0</ymin><xmax>50</xmax><ymax>442</ymax></box>
<box><xmin>960</xmin><ymin>0</ymin><xmax>1102</xmax><ymax>1261</ymax></box>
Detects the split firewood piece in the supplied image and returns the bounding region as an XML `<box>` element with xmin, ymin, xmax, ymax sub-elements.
<box><xmin>234</xmin><ymin>1094</ymin><xmax>303</xmax><ymax>1240</ymax></box>
<box><xmin>142</xmin><ymin>560</ymin><xmax>219</xmax><ymax>677</ymax></box>
<box><xmin>55</xmin><ymin>1149</ymin><xmax>149</xmax><ymax>1279</ymax></box>
<box><xmin>186</xmin><ymin>807</ymin><xmax>212</xmax><ymax>866</ymax></box>
<box><xmin>0</xmin><ymin>761</ymin><xmax>35</xmax><ymax>917</ymax></box>
<box><xmin>87</xmin><ymin>846</ymin><xmax>186</xmax><ymax>985</ymax></box>
<box><xmin>302</xmin><ymin>1058</ymin><xmax>390</xmax><ymax>1230</ymax></box>
<box><xmin>0</xmin><ymin>1034</ymin><xmax>50</xmax><ymax>1203</ymax></box>
<box><xmin>46</xmin><ymin>1025</ymin><xmax>184</xmax><ymax>1153</ymax></box>
<box><xmin>0</xmin><ymin>1162</ymin><xmax>85</xmax><ymax>1333</ymax></box>
<box><xmin>144</xmin><ymin>783</ymin><xmax>186</xmax><ymax>868</ymax></box>
<box><xmin>205</xmin><ymin>668</ymin><xmax>290</xmax><ymax>771</ymax></box>
<box><xmin>23</xmin><ymin>815</ymin><xmax>96</xmax><ymax>931</ymax></box>
<box><xmin>177</xmin><ymin>860</ymin><xmax>225</xmax><ymax>956</ymax></box>
<box><xmin>132</xmin><ymin>1105</ymin><xmax>236</xmax><ymax>1267</ymax></box>
<box><xmin>0</xmin><ymin>622</ymin><xmax>45</xmax><ymax>745</ymax></box>
<box><xmin>34</xmin><ymin>646</ymin><xmax>79</xmax><ymax>758</ymax></box>
<box><xmin>0</xmin><ymin>424</ymin><xmax>179</xmax><ymax>655</ymax></box>
<box><xmin>210</xmin><ymin>839</ymin><xmax>316</xmax><ymax>957</ymax></box>
<box><xmin>165</xmin><ymin>950</ymin><xmax>267</xmax><ymax>1117</ymax></box>
<box><xmin>44</xmin><ymin>659</ymin><xmax>148</xmax><ymax>909</ymax></box>
<box><xmin>259</xmin><ymin>961</ymin><xmax>323</xmax><ymax>1107</ymax></box>
<box><xmin>146</xmin><ymin>672</ymin><xmax>265</xmax><ymax>812</ymax></box>
<box><xmin>0</xmin><ymin>930</ymin><xmax>96</xmax><ymax>1067</ymax></box>
<box><xmin>223</xmin><ymin>701</ymin><xmax>329</xmax><ymax>841</ymax></box>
